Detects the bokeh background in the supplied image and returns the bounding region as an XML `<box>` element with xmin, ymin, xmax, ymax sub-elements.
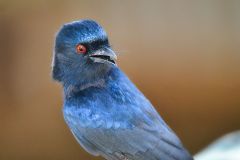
<box><xmin>0</xmin><ymin>0</ymin><xmax>240</xmax><ymax>159</ymax></box>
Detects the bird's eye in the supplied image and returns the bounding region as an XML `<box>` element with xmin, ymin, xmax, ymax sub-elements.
<box><xmin>76</xmin><ymin>44</ymin><xmax>87</xmax><ymax>54</ymax></box>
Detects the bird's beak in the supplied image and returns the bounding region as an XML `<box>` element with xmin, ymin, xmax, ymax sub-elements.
<box><xmin>89</xmin><ymin>47</ymin><xmax>117</xmax><ymax>65</ymax></box>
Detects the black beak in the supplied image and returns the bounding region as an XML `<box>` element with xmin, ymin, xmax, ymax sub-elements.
<box><xmin>89</xmin><ymin>48</ymin><xmax>117</xmax><ymax>65</ymax></box>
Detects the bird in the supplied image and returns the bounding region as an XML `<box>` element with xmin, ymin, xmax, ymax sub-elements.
<box><xmin>52</xmin><ymin>19</ymin><xmax>193</xmax><ymax>160</ymax></box>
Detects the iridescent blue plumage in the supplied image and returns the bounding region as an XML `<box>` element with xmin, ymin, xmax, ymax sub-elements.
<box><xmin>52</xmin><ymin>19</ymin><xmax>193</xmax><ymax>160</ymax></box>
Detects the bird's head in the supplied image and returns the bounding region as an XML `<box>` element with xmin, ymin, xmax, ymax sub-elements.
<box><xmin>52</xmin><ymin>19</ymin><xmax>117</xmax><ymax>86</ymax></box>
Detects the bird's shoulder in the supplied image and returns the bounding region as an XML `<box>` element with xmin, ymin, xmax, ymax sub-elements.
<box><xmin>63</xmin><ymin>68</ymin><xmax>162</xmax><ymax>129</ymax></box>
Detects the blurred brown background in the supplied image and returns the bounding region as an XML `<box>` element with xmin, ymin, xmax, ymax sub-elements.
<box><xmin>0</xmin><ymin>0</ymin><xmax>240</xmax><ymax>159</ymax></box>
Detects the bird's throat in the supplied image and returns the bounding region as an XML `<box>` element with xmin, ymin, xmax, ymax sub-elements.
<box><xmin>64</xmin><ymin>78</ymin><xmax>106</xmax><ymax>98</ymax></box>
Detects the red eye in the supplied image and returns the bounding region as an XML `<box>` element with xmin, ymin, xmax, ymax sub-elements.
<box><xmin>76</xmin><ymin>44</ymin><xmax>87</xmax><ymax>54</ymax></box>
